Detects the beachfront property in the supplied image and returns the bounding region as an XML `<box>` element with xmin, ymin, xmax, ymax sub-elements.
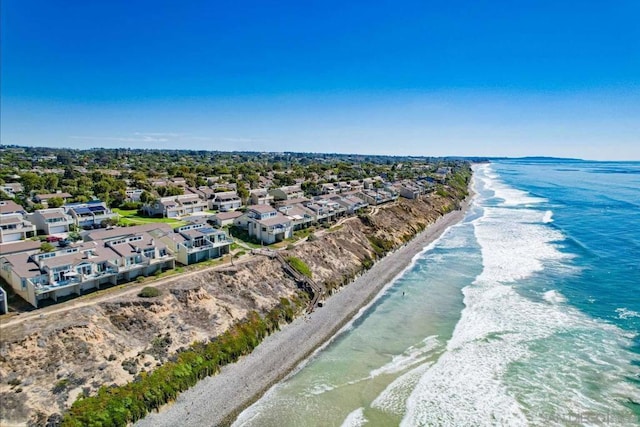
<box><xmin>323</xmin><ymin>193</ymin><xmax>369</xmax><ymax>214</ymax></box>
<box><xmin>27</xmin><ymin>208</ymin><xmax>74</xmax><ymax>235</ymax></box>
<box><xmin>209</xmin><ymin>191</ymin><xmax>242</xmax><ymax>212</ymax></box>
<box><xmin>161</xmin><ymin>223</ymin><xmax>232</xmax><ymax>265</ymax></box>
<box><xmin>92</xmin><ymin>221</ymin><xmax>233</xmax><ymax>265</ymax></box>
<box><xmin>304</xmin><ymin>198</ymin><xmax>345</xmax><ymax>223</ymax></box>
<box><xmin>274</xmin><ymin>194</ymin><xmax>366</xmax><ymax>228</ymax></box>
<box><xmin>0</xmin><ymin>231</ymin><xmax>176</xmax><ymax>307</ymax></box>
<box><xmin>394</xmin><ymin>182</ymin><xmax>421</xmax><ymax>199</ymax></box>
<box><xmin>234</xmin><ymin>205</ymin><xmax>293</xmax><ymax>244</ymax></box>
<box><xmin>277</xmin><ymin>203</ymin><xmax>315</xmax><ymax>231</ymax></box>
<box><xmin>143</xmin><ymin>194</ymin><xmax>208</xmax><ymax>218</ymax></box>
<box><xmin>0</xmin><ymin>224</ymin><xmax>180</xmax><ymax>308</ymax></box>
<box><xmin>434</xmin><ymin>166</ymin><xmax>451</xmax><ymax>182</ymax></box>
<box><xmin>64</xmin><ymin>200</ymin><xmax>118</xmax><ymax>229</ymax></box>
<box><xmin>354</xmin><ymin>187</ymin><xmax>399</xmax><ymax>206</ymax></box>
<box><xmin>392</xmin><ymin>179</ymin><xmax>436</xmax><ymax>199</ymax></box>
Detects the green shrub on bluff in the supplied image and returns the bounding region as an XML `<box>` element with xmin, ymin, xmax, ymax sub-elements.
<box><xmin>286</xmin><ymin>256</ymin><xmax>312</xmax><ymax>278</ymax></box>
<box><xmin>62</xmin><ymin>297</ymin><xmax>304</xmax><ymax>427</ymax></box>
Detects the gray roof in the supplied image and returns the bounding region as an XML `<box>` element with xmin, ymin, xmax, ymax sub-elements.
<box><xmin>36</xmin><ymin>192</ymin><xmax>72</xmax><ymax>200</ymax></box>
<box><xmin>0</xmin><ymin>240</ymin><xmax>42</xmax><ymax>255</ymax></box>
<box><xmin>39</xmin><ymin>245</ymin><xmax>119</xmax><ymax>269</ymax></box>
<box><xmin>40</xmin><ymin>211</ymin><xmax>68</xmax><ymax>220</ymax></box>
<box><xmin>2</xmin><ymin>253</ymin><xmax>42</xmax><ymax>278</ymax></box>
<box><xmin>87</xmin><ymin>223</ymin><xmax>173</xmax><ymax>241</ymax></box>
<box><xmin>215</xmin><ymin>211</ymin><xmax>243</xmax><ymax>220</ymax></box>
<box><xmin>257</xmin><ymin>213</ymin><xmax>291</xmax><ymax>227</ymax></box>
<box><xmin>248</xmin><ymin>204</ymin><xmax>276</xmax><ymax>214</ymax></box>
<box><xmin>0</xmin><ymin>200</ymin><xmax>26</xmax><ymax>214</ymax></box>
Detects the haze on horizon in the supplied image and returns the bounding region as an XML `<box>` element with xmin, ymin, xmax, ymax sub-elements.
<box><xmin>1</xmin><ymin>1</ymin><xmax>639</xmax><ymax>161</ymax></box>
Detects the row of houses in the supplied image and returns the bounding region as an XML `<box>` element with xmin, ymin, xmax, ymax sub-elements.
<box><xmin>0</xmin><ymin>222</ymin><xmax>233</xmax><ymax>308</ymax></box>
<box><xmin>139</xmin><ymin>181</ymin><xmax>400</xmax><ymax>218</ymax></box>
<box><xmin>0</xmin><ymin>191</ymin><xmax>368</xmax><ymax>308</ymax></box>
<box><xmin>232</xmin><ymin>192</ymin><xmax>370</xmax><ymax>244</ymax></box>
<box><xmin>142</xmin><ymin>194</ymin><xmax>209</xmax><ymax>218</ymax></box>
<box><xmin>0</xmin><ymin>200</ymin><xmax>118</xmax><ymax>242</ymax></box>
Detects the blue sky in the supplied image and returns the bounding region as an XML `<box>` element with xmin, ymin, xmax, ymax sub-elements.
<box><xmin>2</xmin><ymin>0</ymin><xmax>639</xmax><ymax>160</ymax></box>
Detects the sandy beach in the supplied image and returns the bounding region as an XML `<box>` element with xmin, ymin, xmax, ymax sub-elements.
<box><xmin>136</xmin><ymin>199</ymin><xmax>470</xmax><ymax>427</ymax></box>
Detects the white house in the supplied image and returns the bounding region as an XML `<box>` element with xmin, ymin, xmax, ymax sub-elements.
<box><xmin>210</xmin><ymin>191</ymin><xmax>242</xmax><ymax>212</ymax></box>
<box><xmin>28</xmin><ymin>208</ymin><xmax>74</xmax><ymax>235</ymax></box>
<box><xmin>64</xmin><ymin>200</ymin><xmax>118</xmax><ymax>229</ymax></box>
<box><xmin>234</xmin><ymin>205</ymin><xmax>293</xmax><ymax>245</ymax></box>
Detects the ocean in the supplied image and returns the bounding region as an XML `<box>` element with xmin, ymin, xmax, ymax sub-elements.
<box><xmin>233</xmin><ymin>160</ymin><xmax>640</xmax><ymax>426</ymax></box>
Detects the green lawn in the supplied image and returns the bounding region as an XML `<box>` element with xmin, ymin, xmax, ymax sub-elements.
<box><xmin>113</xmin><ymin>209</ymin><xmax>187</xmax><ymax>227</ymax></box>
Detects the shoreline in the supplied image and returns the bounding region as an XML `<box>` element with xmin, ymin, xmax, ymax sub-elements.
<box><xmin>136</xmin><ymin>197</ymin><xmax>472</xmax><ymax>427</ymax></box>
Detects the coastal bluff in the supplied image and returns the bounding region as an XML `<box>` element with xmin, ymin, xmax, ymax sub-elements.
<box><xmin>0</xmin><ymin>189</ymin><xmax>466</xmax><ymax>426</ymax></box>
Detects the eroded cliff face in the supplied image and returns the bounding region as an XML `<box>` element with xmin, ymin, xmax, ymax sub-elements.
<box><xmin>0</xmin><ymin>194</ymin><xmax>458</xmax><ymax>426</ymax></box>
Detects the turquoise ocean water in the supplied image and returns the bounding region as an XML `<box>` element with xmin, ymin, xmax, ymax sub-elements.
<box><xmin>234</xmin><ymin>160</ymin><xmax>640</xmax><ymax>426</ymax></box>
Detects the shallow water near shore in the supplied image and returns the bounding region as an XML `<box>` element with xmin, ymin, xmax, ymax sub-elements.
<box><xmin>235</xmin><ymin>160</ymin><xmax>640</xmax><ymax>426</ymax></box>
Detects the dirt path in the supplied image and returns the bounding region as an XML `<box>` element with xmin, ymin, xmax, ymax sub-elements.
<box><xmin>0</xmin><ymin>204</ymin><xmax>394</xmax><ymax>330</ymax></box>
<box><xmin>0</xmin><ymin>251</ymin><xmax>256</xmax><ymax>330</ymax></box>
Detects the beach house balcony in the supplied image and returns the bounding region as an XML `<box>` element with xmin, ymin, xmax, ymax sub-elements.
<box><xmin>172</xmin><ymin>225</ymin><xmax>232</xmax><ymax>264</ymax></box>
<box><xmin>248</xmin><ymin>214</ymin><xmax>293</xmax><ymax>245</ymax></box>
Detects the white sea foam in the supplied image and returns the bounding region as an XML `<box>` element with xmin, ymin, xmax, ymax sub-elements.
<box><xmin>542</xmin><ymin>290</ymin><xmax>567</xmax><ymax>304</ymax></box>
<box><xmin>480</xmin><ymin>165</ymin><xmax>547</xmax><ymax>207</ymax></box>
<box><xmin>305</xmin><ymin>382</ymin><xmax>336</xmax><ymax>396</ymax></box>
<box><xmin>369</xmin><ymin>335</ymin><xmax>439</xmax><ymax>378</ymax></box>
<box><xmin>401</xmin><ymin>165</ymin><xmax>640</xmax><ymax>427</ymax></box>
<box><xmin>542</xmin><ymin>210</ymin><xmax>554</xmax><ymax>223</ymax></box>
<box><xmin>616</xmin><ymin>307</ymin><xmax>640</xmax><ymax>319</ymax></box>
<box><xmin>304</xmin><ymin>336</ymin><xmax>441</xmax><ymax>399</ymax></box>
<box><xmin>340</xmin><ymin>408</ymin><xmax>368</xmax><ymax>427</ymax></box>
<box><xmin>371</xmin><ymin>361</ymin><xmax>433</xmax><ymax>416</ymax></box>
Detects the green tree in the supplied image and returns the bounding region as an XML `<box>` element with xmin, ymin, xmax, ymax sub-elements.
<box><xmin>140</xmin><ymin>191</ymin><xmax>155</xmax><ymax>204</ymax></box>
<box><xmin>44</xmin><ymin>174</ymin><xmax>59</xmax><ymax>191</ymax></box>
<box><xmin>48</xmin><ymin>197</ymin><xmax>64</xmax><ymax>208</ymax></box>
<box><xmin>236</xmin><ymin>181</ymin><xmax>250</xmax><ymax>204</ymax></box>
<box><xmin>19</xmin><ymin>172</ymin><xmax>43</xmax><ymax>193</ymax></box>
<box><xmin>40</xmin><ymin>242</ymin><xmax>55</xmax><ymax>252</ymax></box>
